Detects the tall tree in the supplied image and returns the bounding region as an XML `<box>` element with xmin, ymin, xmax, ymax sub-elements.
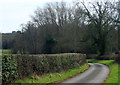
<box><xmin>81</xmin><ymin>1</ymin><xmax>118</xmax><ymax>57</ymax></box>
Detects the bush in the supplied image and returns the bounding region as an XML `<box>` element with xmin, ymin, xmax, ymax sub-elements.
<box><xmin>115</xmin><ymin>53</ymin><xmax>120</xmax><ymax>64</ymax></box>
<box><xmin>86</xmin><ymin>54</ymin><xmax>118</xmax><ymax>60</ymax></box>
<box><xmin>42</xmin><ymin>36</ymin><xmax>57</xmax><ymax>54</ymax></box>
<box><xmin>2</xmin><ymin>55</ymin><xmax>17</xmax><ymax>83</ymax></box>
<box><xmin>2</xmin><ymin>53</ymin><xmax>86</xmax><ymax>83</ymax></box>
<box><xmin>17</xmin><ymin>53</ymin><xmax>86</xmax><ymax>79</ymax></box>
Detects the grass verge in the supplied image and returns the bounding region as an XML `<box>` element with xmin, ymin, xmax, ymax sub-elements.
<box><xmin>2</xmin><ymin>49</ymin><xmax>11</xmax><ymax>54</ymax></box>
<box><xmin>15</xmin><ymin>64</ymin><xmax>89</xmax><ymax>83</ymax></box>
<box><xmin>87</xmin><ymin>59</ymin><xmax>118</xmax><ymax>83</ymax></box>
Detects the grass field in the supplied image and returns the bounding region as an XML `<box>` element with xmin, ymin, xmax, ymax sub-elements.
<box><xmin>87</xmin><ymin>59</ymin><xmax>118</xmax><ymax>83</ymax></box>
<box><xmin>1</xmin><ymin>49</ymin><xmax>11</xmax><ymax>54</ymax></box>
<box><xmin>15</xmin><ymin>64</ymin><xmax>89</xmax><ymax>83</ymax></box>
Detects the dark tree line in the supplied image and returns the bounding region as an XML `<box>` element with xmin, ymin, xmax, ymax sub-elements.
<box><xmin>2</xmin><ymin>33</ymin><xmax>15</xmax><ymax>49</ymax></box>
<box><xmin>10</xmin><ymin>1</ymin><xmax>119</xmax><ymax>55</ymax></box>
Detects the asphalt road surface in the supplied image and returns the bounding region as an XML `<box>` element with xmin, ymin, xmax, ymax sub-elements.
<box><xmin>59</xmin><ymin>63</ymin><xmax>109</xmax><ymax>85</ymax></box>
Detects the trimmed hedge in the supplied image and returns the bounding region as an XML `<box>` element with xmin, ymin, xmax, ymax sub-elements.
<box><xmin>2</xmin><ymin>53</ymin><xmax>86</xmax><ymax>83</ymax></box>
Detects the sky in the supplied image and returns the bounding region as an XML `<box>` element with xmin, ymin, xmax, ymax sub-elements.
<box><xmin>0</xmin><ymin>0</ymin><xmax>118</xmax><ymax>33</ymax></box>
<box><xmin>0</xmin><ymin>0</ymin><xmax>74</xmax><ymax>33</ymax></box>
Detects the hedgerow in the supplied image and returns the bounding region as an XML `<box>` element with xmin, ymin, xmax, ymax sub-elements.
<box><xmin>2</xmin><ymin>53</ymin><xmax>86</xmax><ymax>83</ymax></box>
<box><xmin>2</xmin><ymin>55</ymin><xmax>17</xmax><ymax>83</ymax></box>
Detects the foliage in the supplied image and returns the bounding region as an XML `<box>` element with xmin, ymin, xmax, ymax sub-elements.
<box><xmin>81</xmin><ymin>2</ymin><xmax>119</xmax><ymax>56</ymax></box>
<box><xmin>16</xmin><ymin>53</ymin><xmax>86</xmax><ymax>80</ymax></box>
<box><xmin>115</xmin><ymin>53</ymin><xmax>120</xmax><ymax>64</ymax></box>
<box><xmin>2</xmin><ymin>1</ymin><xmax>118</xmax><ymax>55</ymax></box>
<box><xmin>2</xmin><ymin>55</ymin><xmax>18</xmax><ymax>83</ymax></box>
<box><xmin>2</xmin><ymin>53</ymin><xmax>86</xmax><ymax>83</ymax></box>
<box><xmin>2</xmin><ymin>33</ymin><xmax>15</xmax><ymax>49</ymax></box>
<box><xmin>87</xmin><ymin>54</ymin><xmax>118</xmax><ymax>60</ymax></box>
<box><xmin>11</xmin><ymin>2</ymin><xmax>87</xmax><ymax>54</ymax></box>
<box><xmin>42</xmin><ymin>36</ymin><xmax>57</xmax><ymax>54</ymax></box>
<box><xmin>15</xmin><ymin>64</ymin><xmax>89</xmax><ymax>83</ymax></box>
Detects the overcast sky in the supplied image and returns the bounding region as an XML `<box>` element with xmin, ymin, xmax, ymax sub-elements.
<box><xmin>0</xmin><ymin>0</ymin><xmax>118</xmax><ymax>33</ymax></box>
<box><xmin>0</xmin><ymin>0</ymin><xmax>74</xmax><ymax>33</ymax></box>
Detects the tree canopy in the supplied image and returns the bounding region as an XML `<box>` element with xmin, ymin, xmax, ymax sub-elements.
<box><xmin>10</xmin><ymin>1</ymin><xmax>119</xmax><ymax>56</ymax></box>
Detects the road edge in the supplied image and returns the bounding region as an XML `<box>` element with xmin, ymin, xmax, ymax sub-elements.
<box><xmin>55</xmin><ymin>63</ymin><xmax>90</xmax><ymax>84</ymax></box>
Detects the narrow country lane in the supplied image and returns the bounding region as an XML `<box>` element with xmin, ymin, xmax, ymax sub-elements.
<box><xmin>59</xmin><ymin>63</ymin><xmax>109</xmax><ymax>85</ymax></box>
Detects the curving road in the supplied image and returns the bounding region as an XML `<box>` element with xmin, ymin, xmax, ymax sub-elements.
<box><xmin>59</xmin><ymin>63</ymin><xmax>109</xmax><ymax>85</ymax></box>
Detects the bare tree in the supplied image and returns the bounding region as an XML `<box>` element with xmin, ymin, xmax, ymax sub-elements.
<box><xmin>81</xmin><ymin>1</ymin><xmax>119</xmax><ymax>57</ymax></box>
<box><xmin>12</xmin><ymin>1</ymin><xmax>87</xmax><ymax>54</ymax></box>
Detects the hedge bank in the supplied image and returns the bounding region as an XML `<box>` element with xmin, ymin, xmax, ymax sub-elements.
<box><xmin>2</xmin><ymin>53</ymin><xmax>86</xmax><ymax>83</ymax></box>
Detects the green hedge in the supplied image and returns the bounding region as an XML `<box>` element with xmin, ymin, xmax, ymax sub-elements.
<box><xmin>2</xmin><ymin>53</ymin><xmax>86</xmax><ymax>83</ymax></box>
<box><xmin>2</xmin><ymin>55</ymin><xmax>17</xmax><ymax>83</ymax></box>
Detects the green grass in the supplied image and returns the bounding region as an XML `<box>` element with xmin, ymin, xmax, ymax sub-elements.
<box><xmin>2</xmin><ymin>49</ymin><xmax>11</xmax><ymax>54</ymax></box>
<box><xmin>87</xmin><ymin>59</ymin><xmax>118</xmax><ymax>83</ymax></box>
<box><xmin>15</xmin><ymin>64</ymin><xmax>89</xmax><ymax>83</ymax></box>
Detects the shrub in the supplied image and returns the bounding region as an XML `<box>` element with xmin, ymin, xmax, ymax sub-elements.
<box><xmin>17</xmin><ymin>53</ymin><xmax>86</xmax><ymax>79</ymax></box>
<box><xmin>42</xmin><ymin>36</ymin><xmax>57</xmax><ymax>54</ymax></box>
<box><xmin>2</xmin><ymin>53</ymin><xmax>86</xmax><ymax>83</ymax></box>
<box><xmin>115</xmin><ymin>53</ymin><xmax>120</xmax><ymax>64</ymax></box>
<box><xmin>2</xmin><ymin>55</ymin><xmax>17</xmax><ymax>83</ymax></box>
<box><xmin>86</xmin><ymin>54</ymin><xmax>118</xmax><ymax>60</ymax></box>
